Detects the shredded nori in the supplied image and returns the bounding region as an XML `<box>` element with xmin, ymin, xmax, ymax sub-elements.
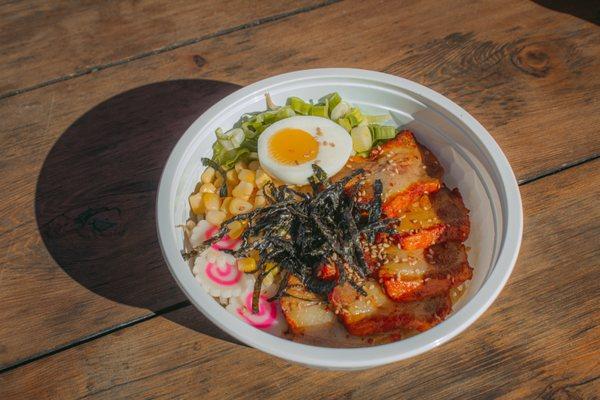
<box><xmin>207</xmin><ymin>165</ymin><xmax>397</xmax><ymax>313</ymax></box>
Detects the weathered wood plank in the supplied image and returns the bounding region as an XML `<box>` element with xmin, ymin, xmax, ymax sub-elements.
<box><xmin>1</xmin><ymin>0</ymin><xmax>599</xmax><ymax>368</ymax></box>
<box><xmin>0</xmin><ymin>0</ymin><xmax>329</xmax><ymax>97</ymax></box>
<box><xmin>1</xmin><ymin>159</ymin><xmax>598</xmax><ymax>399</ymax></box>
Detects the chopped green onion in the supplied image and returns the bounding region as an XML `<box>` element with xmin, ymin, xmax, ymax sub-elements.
<box><xmin>330</xmin><ymin>101</ymin><xmax>350</xmax><ymax>121</ymax></box>
<box><xmin>369</xmin><ymin>124</ymin><xmax>396</xmax><ymax>141</ymax></box>
<box><xmin>337</xmin><ymin>118</ymin><xmax>352</xmax><ymax>132</ymax></box>
<box><xmin>357</xmin><ymin>151</ymin><xmax>370</xmax><ymax>158</ymax></box>
<box><xmin>216</xmin><ymin>127</ymin><xmax>245</xmax><ymax>150</ymax></box>
<box><xmin>275</xmin><ymin>106</ymin><xmax>296</xmax><ymax>120</ymax></box>
<box><xmin>220</xmin><ymin>147</ymin><xmax>250</xmax><ymax>169</ymax></box>
<box><xmin>309</xmin><ymin>104</ymin><xmax>329</xmax><ymax>118</ymax></box>
<box><xmin>287</xmin><ymin>97</ymin><xmax>312</xmax><ymax>115</ymax></box>
<box><xmin>346</xmin><ymin>108</ymin><xmax>364</xmax><ymax>127</ymax></box>
<box><xmin>321</xmin><ymin>92</ymin><xmax>341</xmax><ymax>114</ymax></box>
<box><xmin>351</xmin><ymin>125</ymin><xmax>372</xmax><ymax>153</ymax></box>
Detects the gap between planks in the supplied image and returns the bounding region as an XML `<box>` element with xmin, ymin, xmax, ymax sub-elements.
<box><xmin>0</xmin><ymin>0</ymin><xmax>340</xmax><ymax>101</ymax></box>
<box><xmin>1</xmin><ymin>153</ymin><xmax>598</xmax><ymax>375</ymax></box>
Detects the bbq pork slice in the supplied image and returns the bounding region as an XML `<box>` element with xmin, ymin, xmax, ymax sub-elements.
<box><xmin>378</xmin><ymin>241</ymin><xmax>473</xmax><ymax>302</ymax></box>
<box><xmin>280</xmin><ymin>276</ymin><xmax>337</xmax><ymax>335</ymax></box>
<box><xmin>339</xmin><ymin>130</ymin><xmax>444</xmax><ymax>217</ymax></box>
<box><xmin>391</xmin><ymin>187</ymin><xmax>470</xmax><ymax>250</ymax></box>
<box><xmin>329</xmin><ymin>279</ymin><xmax>451</xmax><ymax>336</ymax></box>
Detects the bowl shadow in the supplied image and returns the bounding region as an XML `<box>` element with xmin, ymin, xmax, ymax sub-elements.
<box><xmin>35</xmin><ymin>79</ymin><xmax>244</xmax><ymax>345</ymax></box>
<box><xmin>530</xmin><ymin>0</ymin><xmax>599</xmax><ymax>25</ymax></box>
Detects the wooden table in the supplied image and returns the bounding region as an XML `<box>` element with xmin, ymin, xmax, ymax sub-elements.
<box><xmin>1</xmin><ymin>1</ymin><xmax>598</xmax><ymax>398</ymax></box>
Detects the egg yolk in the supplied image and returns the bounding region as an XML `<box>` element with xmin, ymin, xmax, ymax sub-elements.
<box><xmin>268</xmin><ymin>128</ymin><xmax>318</xmax><ymax>165</ymax></box>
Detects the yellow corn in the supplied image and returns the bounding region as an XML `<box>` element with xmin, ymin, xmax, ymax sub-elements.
<box><xmin>234</xmin><ymin>161</ymin><xmax>247</xmax><ymax>172</ymax></box>
<box><xmin>238</xmin><ymin>168</ymin><xmax>255</xmax><ymax>184</ymax></box>
<box><xmin>226</xmin><ymin>169</ymin><xmax>239</xmax><ymax>184</ymax></box>
<box><xmin>255</xmin><ymin>169</ymin><xmax>271</xmax><ymax>189</ymax></box>
<box><xmin>227</xmin><ymin>220</ymin><xmax>244</xmax><ymax>239</ymax></box>
<box><xmin>254</xmin><ymin>195</ymin><xmax>266</xmax><ymax>208</ymax></box>
<box><xmin>198</xmin><ymin>182</ymin><xmax>216</xmax><ymax>193</ymax></box>
<box><xmin>237</xmin><ymin>257</ymin><xmax>257</xmax><ymax>272</ymax></box>
<box><xmin>232</xmin><ymin>181</ymin><xmax>254</xmax><ymax>198</ymax></box>
<box><xmin>203</xmin><ymin>192</ymin><xmax>221</xmax><ymax>211</ymax></box>
<box><xmin>213</xmin><ymin>174</ymin><xmax>224</xmax><ymax>189</ymax></box>
<box><xmin>262</xmin><ymin>263</ymin><xmax>280</xmax><ymax>286</ymax></box>
<box><xmin>189</xmin><ymin>193</ymin><xmax>205</xmax><ymax>215</ymax></box>
<box><xmin>248</xmin><ymin>160</ymin><xmax>260</xmax><ymax>171</ymax></box>
<box><xmin>220</xmin><ymin>196</ymin><xmax>232</xmax><ymax>213</ymax></box>
<box><xmin>229</xmin><ymin>197</ymin><xmax>253</xmax><ymax>215</ymax></box>
<box><xmin>201</xmin><ymin>167</ymin><xmax>215</xmax><ymax>184</ymax></box>
<box><xmin>206</xmin><ymin>210</ymin><xmax>227</xmax><ymax>226</ymax></box>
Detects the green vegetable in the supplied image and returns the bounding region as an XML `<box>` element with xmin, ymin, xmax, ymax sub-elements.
<box><xmin>337</xmin><ymin>118</ymin><xmax>352</xmax><ymax>132</ymax></box>
<box><xmin>330</xmin><ymin>101</ymin><xmax>350</xmax><ymax>121</ymax></box>
<box><xmin>346</xmin><ymin>108</ymin><xmax>364</xmax><ymax>127</ymax></box>
<box><xmin>351</xmin><ymin>125</ymin><xmax>372</xmax><ymax>153</ymax></box>
<box><xmin>321</xmin><ymin>92</ymin><xmax>341</xmax><ymax>114</ymax></box>
<box><xmin>369</xmin><ymin>124</ymin><xmax>396</xmax><ymax>142</ymax></box>
<box><xmin>309</xmin><ymin>104</ymin><xmax>329</xmax><ymax>118</ymax></box>
<box><xmin>287</xmin><ymin>97</ymin><xmax>312</xmax><ymax>115</ymax></box>
<box><xmin>216</xmin><ymin>127</ymin><xmax>245</xmax><ymax>150</ymax></box>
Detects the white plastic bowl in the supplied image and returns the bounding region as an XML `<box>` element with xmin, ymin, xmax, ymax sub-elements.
<box><xmin>156</xmin><ymin>69</ymin><xmax>523</xmax><ymax>370</ymax></box>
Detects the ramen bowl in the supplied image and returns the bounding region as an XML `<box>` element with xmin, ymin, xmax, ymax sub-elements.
<box><xmin>156</xmin><ymin>68</ymin><xmax>523</xmax><ymax>370</ymax></box>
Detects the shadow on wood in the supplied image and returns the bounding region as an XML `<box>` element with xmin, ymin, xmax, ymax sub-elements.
<box><xmin>531</xmin><ymin>0</ymin><xmax>600</xmax><ymax>25</ymax></box>
<box><xmin>35</xmin><ymin>79</ymin><xmax>245</xmax><ymax>346</ymax></box>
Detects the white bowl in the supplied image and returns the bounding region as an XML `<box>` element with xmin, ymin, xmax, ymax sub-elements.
<box><xmin>156</xmin><ymin>68</ymin><xmax>523</xmax><ymax>370</ymax></box>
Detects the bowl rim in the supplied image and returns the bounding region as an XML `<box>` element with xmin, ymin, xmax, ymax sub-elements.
<box><xmin>156</xmin><ymin>68</ymin><xmax>523</xmax><ymax>369</ymax></box>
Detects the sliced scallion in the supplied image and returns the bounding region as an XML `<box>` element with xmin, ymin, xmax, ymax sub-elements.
<box><xmin>309</xmin><ymin>104</ymin><xmax>329</xmax><ymax>118</ymax></box>
<box><xmin>330</xmin><ymin>101</ymin><xmax>350</xmax><ymax>121</ymax></box>
<box><xmin>287</xmin><ymin>97</ymin><xmax>312</xmax><ymax>115</ymax></box>
<box><xmin>322</xmin><ymin>92</ymin><xmax>341</xmax><ymax>114</ymax></box>
<box><xmin>216</xmin><ymin>127</ymin><xmax>245</xmax><ymax>150</ymax></box>
<box><xmin>337</xmin><ymin>118</ymin><xmax>352</xmax><ymax>132</ymax></box>
<box><xmin>346</xmin><ymin>108</ymin><xmax>364</xmax><ymax>127</ymax></box>
<box><xmin>369</xmin><ymin>124</ymin><xmax>396</xmax><ymax>142</ymax></box>
<box><xmin>351</xmin><ymin>125</ymin><xmax>372</xmax><ymax>153</ymax></box>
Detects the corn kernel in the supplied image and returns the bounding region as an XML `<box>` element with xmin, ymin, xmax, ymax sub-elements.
<box><xmin>201</xmin><ymin>167</ymin><xmax>215</xmax><ymax>184</ymax></box>
<box><xmin>262</xmin><ymin>263</ymin><xmax>280</xmax><ymax>286</ymax></box>
<box><xmin>227</xmin><ymin>221</ymin><xmax>244</xmax><ymax>239</ymax></box>
<box><xmin>254</xmin><ymin>195</ymin><xmax>266</xmax><ymax>208</ymax></box>
<box><xmin>238</xmin><ymin>168</ymin><xmax>255</xmax><ymax>184</ymax></box>
<box><xmin>234</xmin><ymin>161</ymin><xmax>247</xmax><ymax>172</ymax></box>
<box><xmin>213</xmin><ymin>174</ymin><xmax>224</xmax><ymax>189</ymax></box>
<box><xmin>189</xmin><ymin>193</ymin><xmax>205</xmax><ymax>215</ymax></box>
<box><xmin>255</xmin><ymin>169</ymin><xmax>271</xmax><ymax>189</ymax></box>
<box><xmin>203</xmin><ymin>192</ymin><xmax>221</xmax><ymax>211</ymax></box>
<box><xmin>232</xmin><ymin>181</ymin><xmax>254</xmax><ymax>198</ymax></box>
<box><xmin>248</xmin><ymin>160</ymin><xmax>260</xmax><ymax>171</ymax></box>
<box><xmin>206</xmin><ymin>210</ymin><xmax>227</xmax><ymax>226</ymax></box>
<box><xmin>198</xmin><ymin>182</ymin><xmax>216</xmax><ymax>193</ymax></box>
<box><xmin>220</xmin><ymin>196</ymin><xmax>232</xmax><ymax>212</ymax></box>
<box><xmin>237</xmin><ymin>257</ymin><xmax>257</xmax><ymax>272</ymax></box>
<box><xmin>229</xmin><ymin>197</ymin><xmax>253</xmax><ymax>215</ymax></box>
<box><xmin>226</xmin><ymin>169</ymin><xmax>239</xmax><ymax>184</ymax></box>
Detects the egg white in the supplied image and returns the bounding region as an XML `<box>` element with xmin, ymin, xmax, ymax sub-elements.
<box><xmin>257</xmin><ymin>116</ymin><xmax>352</xmax><ymax>185</ymax></box>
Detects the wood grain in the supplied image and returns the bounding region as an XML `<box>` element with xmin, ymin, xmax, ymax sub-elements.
<box><xmin>1</xmin><ymin>0</ymin><xmax>599</xmax><ymax>369</ymax></box>
<box><xmin>0</xmin><ymin>0</ymin><xmax>329</xmax><ymax>97</ymax></box>
<box><xmin>2</xmin><ymin>159</ymin><xmax>598</xmax><ymax>399</ymax></box>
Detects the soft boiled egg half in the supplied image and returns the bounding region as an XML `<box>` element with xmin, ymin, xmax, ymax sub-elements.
<box><xmin>257</xmin><ymin>116</ymin><xmax>352</xmax><ymax>185</ymax></box>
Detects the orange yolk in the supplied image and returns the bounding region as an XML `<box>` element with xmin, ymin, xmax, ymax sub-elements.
<box><xmin>268</xmin><ymin>128</ymin><xmax>319</xmax><ymax>165</ymax></box>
